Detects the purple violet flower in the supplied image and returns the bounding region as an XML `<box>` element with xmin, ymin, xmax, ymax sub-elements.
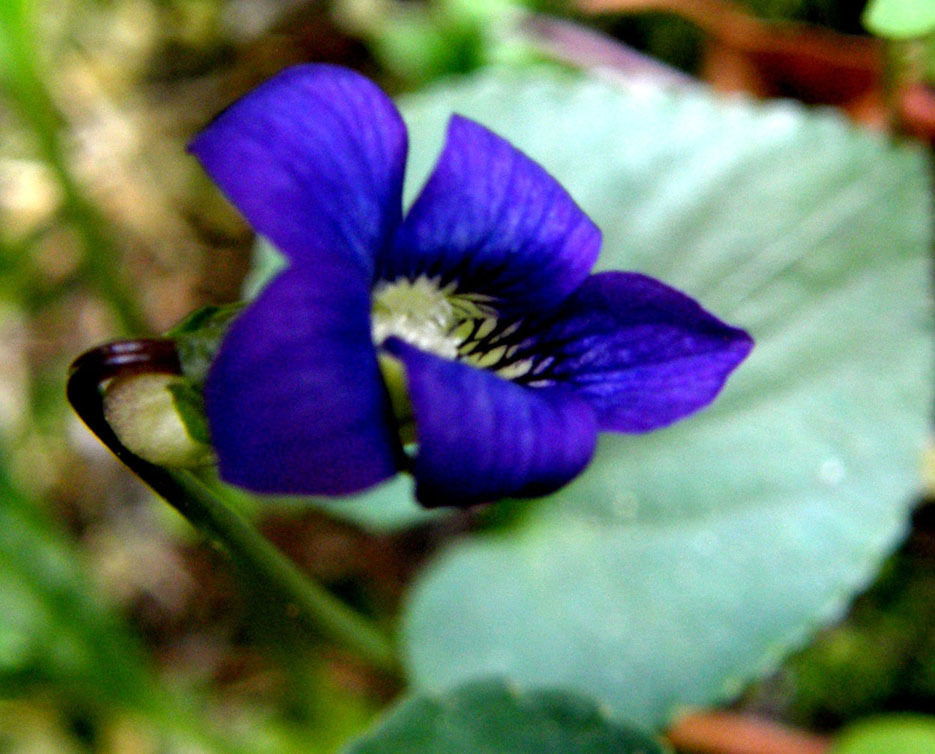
<box><xmin>189</xmin><ymin>64</ymin><xmax>753</xmax><ymax>508</ymax></box>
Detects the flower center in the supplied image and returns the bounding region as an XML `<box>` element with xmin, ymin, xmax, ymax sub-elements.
<box><xmin>372</xmin><ymin>276</ymin><xmax>474</xmax><ymax>447</ymax></box>
<box><xmin>371</xmin><ymin>275</ymin><xmax>498</xmax><ymax>360</ymax></box>
<box><xmin>371</xmin><ymin>277</ymin><xmax>561</xmax><ymax>445</ymax></box>
<box><xmin>371</xmin><ymin>275</ymin><xmax>551</xmax><ymax>386</ymax></box>
<box><xmin>371</xmin><ymin>276</ymin><xmax>459</xmax><ymax>359</ymax></box>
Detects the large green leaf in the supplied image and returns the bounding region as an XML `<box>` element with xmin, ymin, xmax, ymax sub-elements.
<box><xmin>345</xmin><ymin>679</ymin><xmax>668</xmax><ymax>753</ymax></box>
<box><xmin>307</xmin><ymin>475</ymin><xmax>440</xmax><ymax>532</ymax></box>
<box><xmin>398</xmin><ymin>70</ymin><xmax>933</xmax><ymax>728</ymax></box>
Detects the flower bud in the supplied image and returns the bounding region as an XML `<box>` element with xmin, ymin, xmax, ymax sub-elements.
<box><xmin>103</xmin><ymin>373</ymin><xmax>214</xmax><ymax>467</ymax></box>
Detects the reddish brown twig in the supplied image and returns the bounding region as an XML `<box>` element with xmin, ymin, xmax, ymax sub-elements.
<box><xmin>666</xmin><ymin>711</ymin><xmax>830</xmax><ymax>754</ymax></box>
<box><xmin>900</xmin><ymin>84</ymin><xmax>935</xmax><ymax>145</ymax></box>
<box><xmin>578</xmin><ymin>0</ymin><xmax>881</xmax><ymax>117</ymax></box>
<box><xmin>578</xmin><ymin>0</ymin><xmax>935</xmax><ymax>143</ymax></box>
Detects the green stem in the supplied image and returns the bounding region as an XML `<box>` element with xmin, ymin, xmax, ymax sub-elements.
<box><xmin>67</xmin><ymin>340</ymin><xmax>400</xmax><ymax>674</ymax></box>
<box><xmin>165</xmin><ymin>468</ymin><xmax>399</xmax><ymax>672</ymax></box>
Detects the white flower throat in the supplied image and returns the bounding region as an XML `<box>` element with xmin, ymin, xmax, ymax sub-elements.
<box><xmin>371</xmin><ymin>275</ymin><xmax>497</xmax><ymax>357</ymax></box>
<box><xmin>372</xmin><ymin>276</ymin><xmax>464</xmax><ymax>359</ymax></box>
<box><xmin>371</xmin><ymin>275</ymin><xmax>545</xmax><ymax>382</ymax></box>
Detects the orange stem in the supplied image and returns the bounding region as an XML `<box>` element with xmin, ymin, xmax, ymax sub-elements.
<box><xmin>666</xmin><ymin>711</ymin><xmax>831</xmax><ymax>754</ymax></box>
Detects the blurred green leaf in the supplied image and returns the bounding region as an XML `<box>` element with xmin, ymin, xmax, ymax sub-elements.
<box><xmin>342</xmin><ymin>0</ymin><xmax>538</xmax><ymax>85</ymax></box>
<box><xmin>371</xmin><ymin>11</ymin><xmax>484</xmax><ymax>83</ymax></box>
<box><xmin>863</xmin><ymin>0</ymin><xmax>935</xmax><ymax>38</ymax></box>
<box><xmin>305</xmin><ymin>475</ymin><xmax>441</xmax><ymax>532</ymax></box>
<box><xmin>397</xmin><ymin>69</ymin><xmax>932</xmax><ymax>729</ymax></box>
<box><xmin>344</xmin><ymin>679</ymin><xmax>668</xmax><ymax>753</ymax></box>
<box><xmin>232</xmin><ymin>475</ymin><xmax>441</xmax><ymax>533</ymax></box>
<box><xmin>0</xmin><ymin>467</ymin><xmax>250</xmax><ymax>753</ymax></box>
<box><xmin>830</xmin><ymin>715</ymin><xmax>935</xmax><ymax>754</ymax></box>
<box><xmin>0</xmin><ymin>468</ymin><xmax>155</xmax><ymax>707</ymax></box>
<box><xmin>0</xmin><ymin>0</ymin><xmax>34</xmax><ymax>91</ymax></box>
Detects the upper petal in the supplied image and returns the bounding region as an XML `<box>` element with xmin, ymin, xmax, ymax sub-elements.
<box><xmin>205</xmin><ymin>264</ymin><xmax>400</xmax><ymax>495</ymax></box>
<box><xmin>386</xmin><ymin>115</ymin><xmax>601</xmax><ymax>314</ymax></box>
<box><xmin>512</xmin><ymin>272</ymin><xmax>754</xmax><ymax>432</ymax></box>
<box><xmin>189</xmin><ymin>64</ymin><xmax>407</xmax><ymax>272</ymax></box>
<box><xmin>384</xmin><ymin>338</ymin><xmax>598</xmax><ymax>508</ymax></box>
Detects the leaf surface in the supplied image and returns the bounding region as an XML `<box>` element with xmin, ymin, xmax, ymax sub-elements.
<box><xmin>345</xmin><ymin>679</ymin><xmax>668</xmax><ymax>754</ymax></box>
<box><xmin>398</xmin><ymin>69</ymin><xmax>933</xmax><ymax>728</ymax></box>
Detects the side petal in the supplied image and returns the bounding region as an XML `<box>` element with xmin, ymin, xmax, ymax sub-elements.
<box><xmin>205</xmin><ymin>265</ymin><xmax>400</xmax><ymax>495</ymax></box>
<box><xmin>384</xmin><ymin>338</ymin><xmax>598</xmax><ymax>508</ymax></box>
<box><xmin>516</xmin><ymin>272</ymin><xmax>754</xmax><ymax>432</ymax></box>
<box><xmin>189</xmin><ymin>64</ymin><xmax>407</xmax><ymax>272</ymax></box>
<box><xmin>387</xmin><ymin>115</ymin><xmax>601</xmax><ymax>314</ymax></box>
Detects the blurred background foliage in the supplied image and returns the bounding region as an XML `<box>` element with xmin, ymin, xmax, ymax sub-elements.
<box><xmin>1</xmin><ymin>0</ymin><xmax>934</xmax><ymax>752</ymax></box>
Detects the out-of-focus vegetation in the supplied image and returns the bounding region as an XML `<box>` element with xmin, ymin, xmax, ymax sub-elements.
<box><xmin>1</xmin><ymin>0</ymin><xmax>934</xmax><ymax>752</ymax></box>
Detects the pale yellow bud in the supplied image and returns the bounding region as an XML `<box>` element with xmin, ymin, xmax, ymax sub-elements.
<box><xmin>103</xmin><ymin>373</ymin><xmax>214</xmax><ymax>468</ymax></box>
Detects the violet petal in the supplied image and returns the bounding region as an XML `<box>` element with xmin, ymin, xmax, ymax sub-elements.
<box><xmin>388</xmin><ymin>115</ymin><xmax>601</xmax><ymax>314</ymax></box>
<box><xmin>515</xmin><ymin>271</ymin><xmax>753</xmax><ymax>432</ymax></box>
<box><xmin>189</xmin><ymin>64</ymin><xmax>407</xmax><ymax>273</ymax></box>
<box><xmin>205</xmin><ymin>265</ymin><xmax>400</xmax><ymax>495</ymax></box>
<box><xmin>384</xmin><ymin>337</ymin><xmax>598</xmax><ymax>507</ymax></box>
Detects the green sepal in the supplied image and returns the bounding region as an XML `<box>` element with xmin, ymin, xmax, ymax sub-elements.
<box><xmin>167</xmin><ymin>303</ymin><xmax>245</xmax><ymax>386</ymax></box>
<box><xmin>157</xmin><ymin>302</ymin><xmax>245</xmax><ymax>455</ymax></box>
<box><xmin>167</xmin><ymin>380</ymin><xmax>212</xmax><ymax>446</ymax></box>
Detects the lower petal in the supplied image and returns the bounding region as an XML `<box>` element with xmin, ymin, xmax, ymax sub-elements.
<box><xmin>205</xmin><ymin>266</ymin><xmax>400</xmax><ymax>495</ymax></box>
<box><xmin>519</xmin><ymin>271</ymin><xmax>754</xmax><ymax>432</ymax></box>
<box><xmin>384</xmin><ymin>338</ymin><xmax>598</xmax><ymax>508</ymax></box>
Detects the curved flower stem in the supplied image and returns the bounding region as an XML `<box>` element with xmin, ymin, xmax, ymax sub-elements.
<box><xmin>67</xmin><ymin>340</ymin><xmax>399</xmax><ymax>674</ymax></box>
<box><xmin>164</xmin><ymin>469</ymin><xmax>400</xmax><ymax>672</ymax></box>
